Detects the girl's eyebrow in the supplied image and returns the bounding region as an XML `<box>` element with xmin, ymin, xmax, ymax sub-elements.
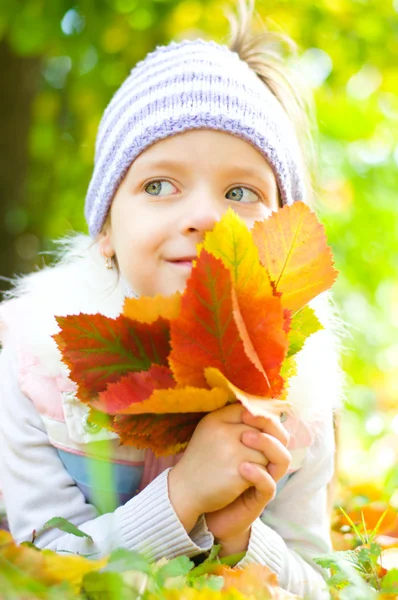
<box><xmin>220</xmin><ymin>166</ymin><xmax>275</xmax><ymax>184</ymax></box>
<box><xmin>134</xmin><ymin>159</ymin><xmax>190</xmax><ymax>174</ymax></box>
<box><xmin>134</xmin><ymin>160</ymin><xmax>274</xmax><ymax>186</ymax></box>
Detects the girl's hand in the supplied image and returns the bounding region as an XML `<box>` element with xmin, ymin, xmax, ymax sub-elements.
<box><xmin>168</xmin><ymin>403</ymin><xmax>270</xmax><ymax>533</ymax></box>
<box><xmin>204</xmin><ymin>406</ymin><xmax>291</xmax><ymax>556</ymax></box>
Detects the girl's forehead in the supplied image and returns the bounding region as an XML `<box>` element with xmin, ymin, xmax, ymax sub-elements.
<box><xmin>135</xmin><ymin>129</ymin><xmax>274</xmax><ymax>169</ymax></box>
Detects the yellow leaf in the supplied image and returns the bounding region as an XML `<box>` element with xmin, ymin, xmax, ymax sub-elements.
<box><xmin>204</xmin><ymin>367</ymin><xmax>291</xmax><ymax>415</ymax></box>
<box><xmin>0</xmin><ymin>530</ymin><xmax>105</xmax><ymax>593</ymax></box>
<box><xmin>42</xmin><ymin>551</ymin><xmax>106</xmax><ymax>593</ymax></box>
<box><xmin>123</xmin><ymin>292</ymin><xmax>181</xmax><ymax>323</ymax></box>
<box><xmin>201</xmin><ymin>207</ymin><xmax>273</xmax><ymax>297</ymax></box>
<box><xmin>161</xmin><ymin>587</ymin><xmax>245</xmax><ymax>600</ymax></box>
<box><xmin>110</xmin><ymin>384</ymin><xmax>232</xmax><ymax>414</ymax></box>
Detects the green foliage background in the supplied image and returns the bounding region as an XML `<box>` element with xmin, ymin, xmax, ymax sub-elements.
<box><xmin>0</xmin><ymin>0</ymin><xmax>397</xmax><ymax>489</ymax></box>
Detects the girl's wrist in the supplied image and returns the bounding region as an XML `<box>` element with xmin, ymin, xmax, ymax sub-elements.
<box><xmin>217</xmin><ymin>529</ymin><xmax>251</xmax><ymax>557</ymax></box>
<box><xmin>168</xmin><ymin>467</ymin><xmax>201</xmax><ymax>534</ymax></box>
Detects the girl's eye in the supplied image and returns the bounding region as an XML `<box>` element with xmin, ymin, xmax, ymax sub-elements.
<box><xmin>144</xmin><ymin>180</ymin><xmax>177</xmax><ymax>196</ymax></box>
<box><xmin>226</xmin><ymin>187</ymin><xmax>260</xmax><ymax>203</ymax></box>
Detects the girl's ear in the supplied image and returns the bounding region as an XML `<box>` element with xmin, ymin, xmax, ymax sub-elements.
<box><xmin>98</xmin><ymin>229</ymin><xmax>115</xmax><ymax>259</ymax></box>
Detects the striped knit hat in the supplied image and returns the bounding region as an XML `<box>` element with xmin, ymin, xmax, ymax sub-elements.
<box><xmin>85</xmin><ymin>39</ymin><xmax>305</xmax><ymax>237</ymax></box>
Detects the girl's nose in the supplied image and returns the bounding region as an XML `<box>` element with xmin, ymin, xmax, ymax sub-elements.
<box><xmin>180</xmin><ymin>193</ymin><xmax>223</xmax><ymax>237</ymax></box>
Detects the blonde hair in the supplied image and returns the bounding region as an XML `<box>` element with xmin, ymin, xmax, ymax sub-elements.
<box><xmin>227</xmin><ymin>0</ymin><xmax>317</xmax><ymax>206</ymax></box>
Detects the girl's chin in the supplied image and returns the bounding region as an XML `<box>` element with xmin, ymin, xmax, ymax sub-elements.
<box><xmin>123</xmin><ymin>268</ymin><xmax>192</xmax><ymax>298</ymax></box>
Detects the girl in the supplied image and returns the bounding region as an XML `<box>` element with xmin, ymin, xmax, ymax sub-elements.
<box><xmin>0</xmin><ymin>3</ymin><xmax>341</xmax><ymax>598</ymax></box>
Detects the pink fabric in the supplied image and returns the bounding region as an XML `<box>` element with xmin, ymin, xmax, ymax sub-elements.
<box><xmin>18</xmin><ymin>349</ymin><xmax>74</xmax><ymax>421</ymax></box>
<box><xmin>138</xmin><ymin>451</ymin><xmax>182</xmax><ymax>492</ymax></box>
<box><xmin>284</xmin><ymin>413</ymin><xmax>316</xmax><ymax>449</ymax></box>
<box><xmin>0</xmin><ymin>299</ymin><xmax>71</xmax><ymax>421</ymax></box>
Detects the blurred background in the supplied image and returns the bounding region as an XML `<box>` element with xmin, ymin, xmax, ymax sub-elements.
<box><xmin>0</xmin><ymin>0</ymin><xmax>397</xmax><ymax>519</ymax></box>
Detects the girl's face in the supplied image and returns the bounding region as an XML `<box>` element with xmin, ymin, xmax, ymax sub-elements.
<box><xmin>101</xmin><ymin>129</ymin><xmax>279</xmax><ymax>297</ymax></box>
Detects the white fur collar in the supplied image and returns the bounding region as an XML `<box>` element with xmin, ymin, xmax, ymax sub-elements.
<box><xmin>0</xmin><ymin>234</ymin><xmax>342</xmax><ymax>421</ymax></box>
<box><xmin>1</xmin><ymin>235</ymin><xmax>125</xmax><ymax>376</ymax></box>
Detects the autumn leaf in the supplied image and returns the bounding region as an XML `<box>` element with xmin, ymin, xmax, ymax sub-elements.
<box><xmin>201</xmin><ymin>209</ymin><xmax>289</xmax><ymax>395</ymax></box>
<box><xmin>54</xmin><ymin>314</ymin><xmax>171</xmax><ymax>402</ymax></box>
<box><xmin>0</xmin><ymin>530</ymin><xmax>51</xmax><ymax>586</ymax></box>
<box><xmin>204</xmin><ymin>368</ymin><xmax>291</xmax><ymax>416</ymax></box>
<box><xmin>0</xmin><ymin>530</ymin><xmax>105</xmax><ymax>594</ymax></box>
<box><xmin>252</xmin><ymin>203</ymin><xmax>337</xmax><ymax>313</ymax></box>
<box><xmin>94</xmin><ymin>365</ymin><xmax>176</xmax><ymax>413</ymax></box>
<box><xmin>99</xmin><ymin>382</ymin><xmax>231</xmax><ymax>455</ymax></box>
<box><xmin>113</xmin><ymin>412</ymin><xmax>204</xmax><ymax>455</ymax></box>
<box><xmin>105</xmin><ymin>384</ymin><xmax>231</xmax><ymax>415</ymax></box>
<box><xmin>41</xmin><ymin>551</ymin><xmax>107</xmax><ymax>593</ymax></box>
<box><xmin>348</xmin><ymin>503</ymin><xmax>398</xmax><ymax>535</ymax></box>
<box><xmin>201</xmin><ymin>208</ymin><xmax>273</xmax><ymax>296</ymax></box>
<box><xmin>218</xmin><ymin>563</ymin><xmax>300</xmax><ymax>598</ymax></box>
<box><xmin>160</xmin><ymin>588</ymin><xmax>246</xmax><ymax>600</ymax></box>
<box><xmin>231</xmin><ymin>287</ymin><xmax>287</xmax><ymax>397</ymax></box>
<box><xmin>287</xmin><ymin>305</ymin><xmax>322</xmax><ymax>358</ymax></box>
<box><xmin>169</xmin><ymin>250</ymin><xmax>285</xmax><ymax>397</ymax></box>
<box><xmin>123</xmin><ymin>292</ymin><xmax>181</xmax><ymax>323</ymax></box>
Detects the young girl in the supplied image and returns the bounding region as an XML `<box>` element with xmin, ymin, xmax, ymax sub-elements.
<box><xmin>0</xmin><ymin>4</ymin><xmax>341</xmax><ymax>598</ymax></box>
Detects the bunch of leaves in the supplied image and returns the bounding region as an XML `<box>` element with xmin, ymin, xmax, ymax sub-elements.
<box><xmin>316</xmin><ymin>508</ymin><xmax>398</xmax><ymax>599</ymax></box>
<box><xmin>54</xmin><ymin>204</ymin><xmax>337</xmax><ymax>455</ymax></box>
<box><xmin>0</xmin><ymin>520</ymin><xmax>299</xmax><ymax>600</ymax></box>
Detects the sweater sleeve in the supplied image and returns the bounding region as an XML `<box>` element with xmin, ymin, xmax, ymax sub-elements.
<box><xmin>0</xmin><ymin>345</ymin><xmax>213</xmax><ymax>558</ymax></box>
<box><xmin>238</xmin><ymin>414</ymin><xmax>335</xmax><ymax>599</ymax></box>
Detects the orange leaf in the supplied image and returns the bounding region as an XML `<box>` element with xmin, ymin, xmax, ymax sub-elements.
<box><xmin>169</xmin><ymin>250</ymin><xmax>279</xmax><ymax>396</ymax></box>
<box><xmin>54</xmin><ymin>314</ymin><xmax>170</xmax><ymax>403</ymax></box>
<box><xmin>95</xmin><ymin>365</ymin><xmax>175</xmax><ymax>413</ymax></box>
<box><xmin>252</xmin><ymin>203</ymin><xmax>338</xmax><ymax>312</ymax></box>
<box><xmin>219</xmin><ymin>563</ymin><xmax>300</xmax><ymax>599</ymax></box>
<box><xmin>105</xmin><ymin>384</ymin><xmax>231</xmax><ymax>415</ymax></box>
<box><xmin>112</xmin><ymin>412</ymin><xmax>204</xmax><ymax>455</ymax></box>
<box><xmin>348</xmin><ymin>503</ymin><xmax>398</xmax><ymax>535</ymax></box>
<box><xmin>123</xmin><ymin>292</ymin><xmax>181</xmax><ymax>323</ymax></box>
<box><xmin>231</xmin><ymin>288</ymin><xmax>288</xmax><ymax>396</ymax></box>
<box><xmin>201</xmin><ymin>209</ymin><xmax>289</xmax><ymax>395</ymax></box>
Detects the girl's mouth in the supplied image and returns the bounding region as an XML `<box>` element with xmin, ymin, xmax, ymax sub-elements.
<box><xmin>169</xmin><ymin>259</ymin><xmax>194</xmax><ymax>268</ymax></box>
<box><xmin>167</xmin><ymin>255</ymin><xmax>196</xmax><ymax>268</ymax></box>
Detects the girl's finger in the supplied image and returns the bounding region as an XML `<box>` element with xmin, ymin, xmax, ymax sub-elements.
<box><xmin>239</xmin><ymin>463</ymin><xmax>276</xmax><ymax>505</ymax></box>
<box><xmin>213</xmin><ymin>402</ymin><xmax>244</xmax><ymax>424</ymax></box>
<box><xmin>241</xmin><ymin>409</ymin><xmax>290</xmax><ymax>447</ymax></box>
<box><xmin>241</xmin><ymin>431</ymin><xmax>291</xmax><ymax>482</ymax></box>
